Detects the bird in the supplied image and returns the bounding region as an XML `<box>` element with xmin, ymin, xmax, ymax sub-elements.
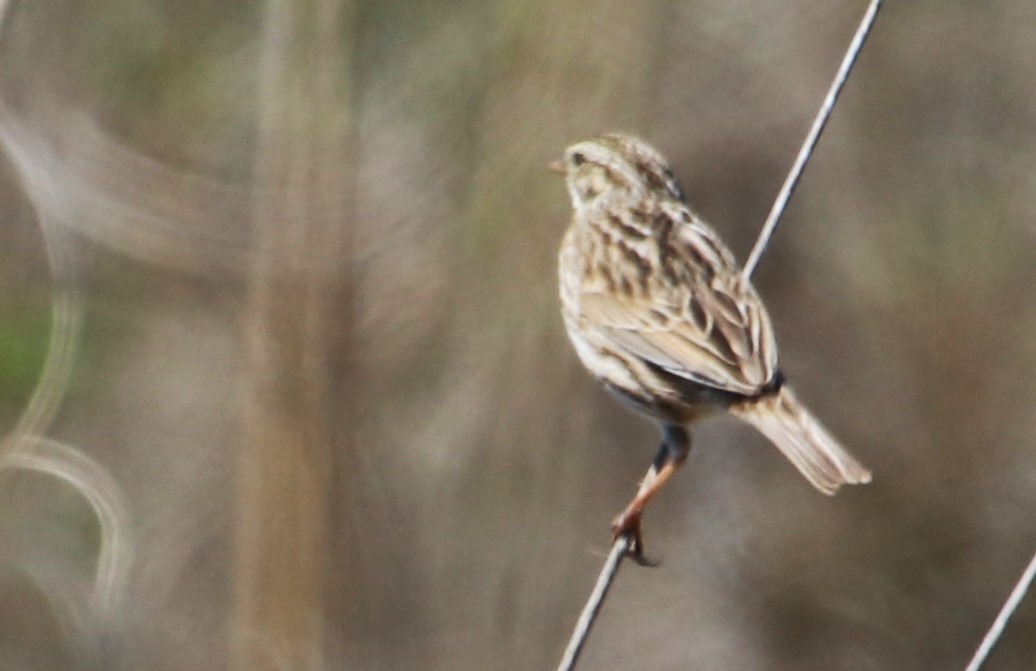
<box><xmin>553</xmin><ymin>132</ymin><xmax>870</xmax><ymax>554</ymax></box>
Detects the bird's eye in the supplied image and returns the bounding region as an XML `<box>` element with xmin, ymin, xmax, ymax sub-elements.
<box><xmin>570</xmin><ymin>152</ymin><xmax>586</xmax><ymax>167</ymax></box>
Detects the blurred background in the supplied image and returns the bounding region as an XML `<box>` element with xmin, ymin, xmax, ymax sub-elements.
<box><xmin>1</xmin><ymin>1</ymin><xmax>1035</xmax><ymax>669</ymax></box>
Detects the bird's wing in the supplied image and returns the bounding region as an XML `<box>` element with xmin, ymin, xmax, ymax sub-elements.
<box><xmin>579</xmin><ymin>227</ymin><xmax>778</xmax><ymax>396</ymax></box>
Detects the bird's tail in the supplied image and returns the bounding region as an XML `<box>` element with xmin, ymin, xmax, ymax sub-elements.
<box><xmin>729</xmin><ymin>386</ymin><xmax>871</xmax><ymax>495</ymax></box>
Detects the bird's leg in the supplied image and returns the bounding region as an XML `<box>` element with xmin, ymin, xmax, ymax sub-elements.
<box><xmin>611</xmin><ymin>424</ymin><xmax>691</xmax><ymax>556</ymax></box>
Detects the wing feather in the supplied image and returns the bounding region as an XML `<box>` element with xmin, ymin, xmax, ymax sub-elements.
<box><xmin>579</xmin><ymin>223</ymin><xmax>778</xmax><ymax>396</ymax></box>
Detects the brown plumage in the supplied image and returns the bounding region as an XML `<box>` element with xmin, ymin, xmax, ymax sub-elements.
<box><xmin>555</xmin><ymin>133</ymin><xmax>870</xmax><ymax>552</ymax></box>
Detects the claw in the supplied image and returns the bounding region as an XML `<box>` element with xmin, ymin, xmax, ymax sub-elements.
<box><xmin>611</xmin><ymin>508</ymin><xmax>644</xmax><ymax>556</ymax></box>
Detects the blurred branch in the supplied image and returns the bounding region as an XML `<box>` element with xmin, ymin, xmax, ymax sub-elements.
<box><xmin>0</xmin><ymin>105</ymin><xmax>85</xmax><ymax>456</ymax></box>
<box><xmin>964</xmin><ymin>548</ymin><xmax>1036</xmax><ymax>671</ymax></box>
<box><xmin>0</xmin><ymin>105</ymin><xmax>252</xmax><ymax>273</ymax></box>
<box><xmin>0</xmin><ymin>437</ymin><xmax>134</xmax><ymax>621</ymax></box>
<box><xmin>742</xmin><ymin>0</ymin><xmax>884</xmax><ymax>279</ymax></box>
<box><xmin>0</xmin><ymin>214</ymin><xmax>83</xmax><ymax>470</ymax></box>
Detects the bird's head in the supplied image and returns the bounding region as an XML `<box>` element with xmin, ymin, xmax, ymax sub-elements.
<box><xmin>551</xmin><ymin>133</ymin><xmax>686</xmax><ymax>211</ymax></box>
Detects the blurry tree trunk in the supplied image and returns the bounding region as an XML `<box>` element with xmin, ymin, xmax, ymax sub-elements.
<box><xmin>231</xmin><ymin>2</ymin><xmax>356</xmax><ymax>670</ymax></box>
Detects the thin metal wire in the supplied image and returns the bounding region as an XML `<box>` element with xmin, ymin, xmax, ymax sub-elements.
<box><xmin>555</xmin><ymin>536</ymin><xmax>631</xmax><ymax>671</ymax></box>
<box><xmin>742</xmin><ymin>0</ymin><xmax>884</xmax><ymax>280</ymax></box>
<box><xmin>964</xmin><ymin>549</ymin><xmax>1036</xmax><ymax>671</ymax></box>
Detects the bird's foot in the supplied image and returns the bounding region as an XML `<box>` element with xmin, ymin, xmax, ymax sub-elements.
<box><xmin>611</xmin><ymin>508</ymin><xmax>644</xmax><ymax>557</ymax></box>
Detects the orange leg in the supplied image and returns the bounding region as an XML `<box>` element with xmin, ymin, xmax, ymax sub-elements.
<box><xmin>611</xmin><ymin>424</ymin><xmax>690</xmax><ymax>556</ymax></box>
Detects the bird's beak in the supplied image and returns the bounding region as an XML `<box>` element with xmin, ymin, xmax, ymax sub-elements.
<box><xmin>547</xmin><ymin>158</ymin><xmax>566</xmax><ymax>175</ymax></box>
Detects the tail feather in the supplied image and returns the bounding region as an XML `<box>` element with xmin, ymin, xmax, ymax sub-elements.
<box><xmin>729</xmin><ymin>386</ymin><xmax>871</xmax><ymax>495</ymax></box>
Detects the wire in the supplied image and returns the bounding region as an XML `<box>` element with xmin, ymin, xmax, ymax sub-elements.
<box><xmin>964</xmin><ymin>548</ymin><xmax>1036</xmax><ymax>671</ymax></box>
<box><xmin>742</xmin><ymin>0</ymin><xmax>885</xmax><ymax>280</ymax></box>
